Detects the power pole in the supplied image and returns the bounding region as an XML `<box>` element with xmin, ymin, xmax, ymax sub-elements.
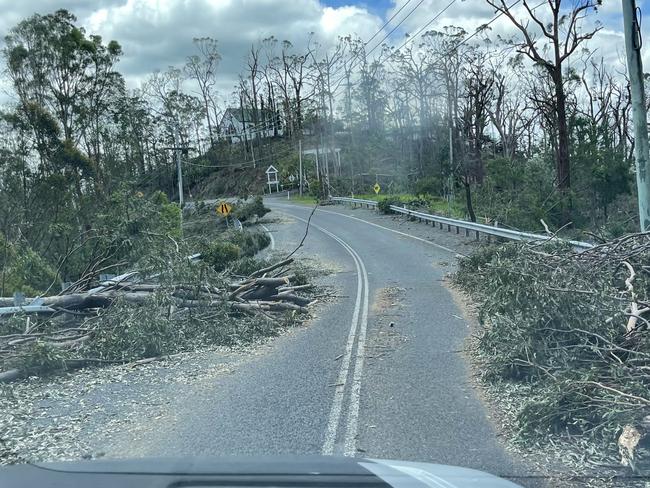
<box><xmin>623</xmin><ymin>0</ymin><xmax>650</xmax><ymax>230</ymax></box>
<box><xmin>299</xmin><ymin>139</ymin><xmax>304</xmax><ymax>196</ymax></box>
<box><xmin>174</xmin><ymin>124</ymin><xmax>184</xmax><ymax>208</ymax></box>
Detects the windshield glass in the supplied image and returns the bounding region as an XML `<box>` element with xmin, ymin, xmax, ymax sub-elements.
<box><xmin>0</xmin><ymin>2</ymin><xmax>648</xmax><ymax>487</ymax></box>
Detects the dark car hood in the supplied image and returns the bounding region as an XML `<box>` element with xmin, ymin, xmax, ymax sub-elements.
<box><xmin>0</xmin><ymin>456</ymin><xmax>522</xmax><ymax>488</ymax></box>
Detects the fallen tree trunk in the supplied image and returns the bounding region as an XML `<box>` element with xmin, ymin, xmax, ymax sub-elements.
<box><xmin>0</xmin><ymin>291</ymin><xmax>154</xmax><ymax>312</ymax></box>
<box><xmin>230</xmin><ymin>301</ymin><xmax>308</xmax><ymax>314</ymax></box>
<box><xmin>266</xmin><ymin>293</ymin><xmax>311</xmax><ymax>307</ymax></box>
<box><xmin>248</xmin><ymin>258</ymin><xmax>294</xmax><ymax>278</ymax></box>
<box><xmin>241</xmin><ymin>285</ymin><xmax>281</xmax><ymax>300</ymax></box>
<box><xmin>0</xmin><ymin>368</ymin><xmax>20</xmax><ymax>382</ymax></box>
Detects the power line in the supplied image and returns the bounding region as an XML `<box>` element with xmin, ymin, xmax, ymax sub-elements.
<box><xmin>364</xmin><ymin>0</ymin><xmax>427</xmax><ymax>58</ymax></box>
<box><xmin>183</xmin><ymin>145</ymin><xmax>297</xmax><ymax>169</ymax></box>
<box><xmin>338</xmin><ymin>0</ymin><xmax>458</xmax><ymax>85</ymax></box>
<box><xmin>388</xmin><ymin>0</ymin><xmax>459</xmax><ymax>59</ymax></box>
<box><xmin>364</xmin><ymin>0</ymin><xmax>417</xmax><ymax>47</ymax></box>
<box><xmin>385</xmin><ymin>0</ymin><xmax>547</xmax><ymax>64</ymax></box>
<box><xmin>328</xmin><ymin>0</ymin><xmax>423</xmax><ymax>83</ymax></box>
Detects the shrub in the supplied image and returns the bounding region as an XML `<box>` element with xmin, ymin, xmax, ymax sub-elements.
<box><xmin>17</xmin><ymin>341</ymin><xmax>69</xmax><ymax>373</ymax></box>
<box><xmin>233</xmin><ymin>196</ymin><xmax>269</xmax><ymax>222</ymax></box>
<box><xmin>377</xmin><ymin>198</ymin><xmax>398</xmax><ymax>214</ymax></box>
<box><xmin>453</xmin><ymin>237</ymin><xmax>650</xmax><ymax>443</ymax></box>
<box><xmin>0</xmin><ymin>233</ymin><xmax>57</xmax><ymax>295</ymax></box>
<box><xmin>230</xmin><ymin>257</ymin><xmax>274</xmax><ymax>276</ymax></box>
<box><xmin>203</xmin><ymin>241</ymin><xmax>241</xmax><ymax>271</ymax></box>
<box><xmin>226</xmin><ymin>231</ymin><xmax>271</xmax><ymax>257</ymax></box>
<box><xmin>414</xmin><ymin>176</ymin><xmax>443</xmax><ymax>197</ymax></box>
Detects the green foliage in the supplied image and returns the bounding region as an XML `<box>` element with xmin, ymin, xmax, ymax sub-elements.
<box><xmin>16</xmin><ymin>341</ymin><xmax>69</xmax><ymax>373</ymax></box>
<box><xmin>85</xmin><ymin>294</ymin><xmax>278</xmax><ymax>362</ymax></box>
<box><xmin>229</xmin><ymin>257</ymin><xmax>274</xmax><ymax>276</ymax></box>
<box><xmin>570</xmin><ymin>116</ymin><xmax>632</xmax><ymax>227</ymax></box>
<box><xmin>91</xmin><ymin>187</ymin><xmax>182</xmax><ymax>264</ymax></box>
<box><xmin>201</xmin><ymin>230</ymin><xmax>270</xmax><ymax>271</ymax></box>
<box><xmin>377</xmin><ymin>197</ymin><xmax>397</xmax><ymax>214</ymax></box>
<box><xmin>88</xmin><ymin>297</ymin><xmax>180</xmax><ymax>360</ymax></box>
<box><xmin>0</xmin><ymin>233</ymin><xmax>57</xmax><ymax>295</ymax></box>
<box><xmin>202</xmin><ymin>241</ymin><xmax>241</xmax><ymax>271</ymax></box>
<box><xmin>226</xmin><ymin>231</ymin><xmax>271</xmax><ymax>257</ymax></box>
<box><xmin>454</xmin><ymin>238</ymin><xmax>650</xmax><ymax>443</ymax></box>
<box><xmin>232</xmin><ymin>196</ymin><xmax>269</xmax><ymax>222</ymax></box>
<box><xmin>473</xmin><ymin>155</ymin><xmax>557</xmax><ymax>231</ymax></box>
<box><xmin>413</xmin><ymin>176</ymin><xmax>443</xmax><ymax>197</ymax></box>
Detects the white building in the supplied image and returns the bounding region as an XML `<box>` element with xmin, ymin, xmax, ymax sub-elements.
<box><xmin>219</xmin><ymin>108</ymin><xmax>283</xmax><ymax>144</ymax></box>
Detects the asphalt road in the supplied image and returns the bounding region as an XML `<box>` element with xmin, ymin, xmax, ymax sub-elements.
<box><xmin>127</xmin><ymin>199</ymin><xmax>536</xmax><ymax>483</ymax></box>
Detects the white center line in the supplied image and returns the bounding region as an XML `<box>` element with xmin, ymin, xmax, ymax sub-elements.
<box><xmin>289</xmin><ymin>212</ymin><xmax>369</xmax><ymax>456</ymax></box>
<box><xmin>343</xmin><ymin>243</ymin><xmax>370</xmax><ymax>456</ymax></box>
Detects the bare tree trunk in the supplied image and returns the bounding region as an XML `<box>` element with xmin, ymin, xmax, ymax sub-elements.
<box><xmin>554</xmin><ymin>72</ymin><xmax>571</xmax><ymax>190</ymax></box>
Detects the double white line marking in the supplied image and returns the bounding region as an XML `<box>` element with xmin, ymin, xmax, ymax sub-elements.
<box><xmin>290</xmin><ymin>213</ymin><xmax>370</xmax><ymax>457</ymax></box>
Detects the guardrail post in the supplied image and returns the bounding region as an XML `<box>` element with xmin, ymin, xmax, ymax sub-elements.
<box><xmin>475</xmin><ymin>231</ymin><xmax>480</xmax><ymax>241</ymax></box>
<box><xmin>456</xmin><ymin>226</ymin><xmax>459</xmax><ymax>234</ymax></box>
<box><xmin>447</xmin><ymin>224</ymin><xmax>451</xmax><ymax>232</ymax></box>
<box><xmin>465</xmin><ymin>228</ymin><xmax>469</xmax><ymax>237</ymax></box>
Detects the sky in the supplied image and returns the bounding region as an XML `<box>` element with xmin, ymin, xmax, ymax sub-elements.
<box><xmin>0</xmin><ymin>0</ymin><xmax>647</xmax><ymax>105</ymax></box>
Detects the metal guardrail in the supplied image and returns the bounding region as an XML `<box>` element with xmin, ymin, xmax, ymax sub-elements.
<box><xmin>331</xmin><ymin>197</ymin><xmax>378</xmax><ymax>208</ymax></box>
<box><xmin>330</xmin><ymin>196</ymin><xmax>593</xmax><ymax>251</ymax></box>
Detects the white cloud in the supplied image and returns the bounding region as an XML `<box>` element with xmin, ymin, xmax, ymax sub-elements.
<box><xmin>0</xmin><ymin>0</ymin><xmax>645</xmax><ymax>104</ymax></box>
<box><xmin>0</xmin><ymin>0</ymin><xmax>385</xmax><ymax>103</ymax></box>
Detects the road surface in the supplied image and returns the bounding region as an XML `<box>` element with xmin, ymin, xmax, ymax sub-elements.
<box><xmin>121</xmin><ymin>199</ymin><xmax>536</xmax><ymax>483</ymax></box>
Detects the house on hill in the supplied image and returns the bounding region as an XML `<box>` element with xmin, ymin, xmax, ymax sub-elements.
<box><xmin>219</xmin><ymin>107</ymin><xmax>283</xmax><ymax>143</ymax></box>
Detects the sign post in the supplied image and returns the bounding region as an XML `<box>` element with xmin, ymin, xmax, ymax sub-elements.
<box><xmin>216</xmin><ymin>201</ymin><xmax>233</xmax><ymax>228</ymax></box>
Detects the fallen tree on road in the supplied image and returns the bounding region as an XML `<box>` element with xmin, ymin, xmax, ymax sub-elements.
<box><xmin>454</xmin><ymin>232</ymin><xmax>650</xmax><ymax>472</ymax></box>
<box><xmin>0</xmin><ymin>256</ymin><xmax>315</xmax><ymax>382</ymax></box>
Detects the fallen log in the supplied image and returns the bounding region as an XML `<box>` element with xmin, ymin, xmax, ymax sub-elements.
<box><xmin>277</xmin><ymin>284</ymin><xmax>313</xmax><ymax>293</ymax></box>
<box><xmin>0</xmin><ymin>291</ymin><xmax>154</xmax><ymax>313</ymax></box>
<box><xmin>240</xmin><ymin>285</ymin><xmax>281</xmax><ymax>301</ymax></box>
<box><xmin>228</xmin><ymin>281</ymin><xmax>257</xmax><ymax>299</ymax></box>
<box><xmin>0</xmin><ymin>368</ymin><xmax>21</xmax><ymax>382</ymax></box>
<box><xmin>262</xmin><ymin>301</ymin><xmax>308</xmax><ymax>313</ymax></box>
<box><xmin>229</xmin><ymin>301</ymin><xmax>308</xmax><ymax>314</ymax></box>
<box><xmin>248</xmin><ymin>258</ymin><xmax>294</xmax><ymax>278</ymax></box>
<box><xmin>266</xmin><ymin>293</ymin><xmax>311</xmax><ymax>307</ymax></box>
<box><xmin>250</xmin><ymin>277</ymin><xmax>291</xmax><ymax>287</ymax></box>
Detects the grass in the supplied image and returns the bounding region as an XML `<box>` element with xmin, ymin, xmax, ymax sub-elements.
<box><xmin>284</xmin><ymin>194</ymin><xmax>319</xmax><ymax>205</ymax></box>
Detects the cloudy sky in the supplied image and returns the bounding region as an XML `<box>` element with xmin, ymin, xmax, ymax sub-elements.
<box><xmin>0</xmin><ymin>0</ymin><xmax>647</xmax><ymax>103</ymax></box>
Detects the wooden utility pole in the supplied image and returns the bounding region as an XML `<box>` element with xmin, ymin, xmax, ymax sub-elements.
<box><xmin>623</xmin><ymin>0</ymin><xmax>650</xmax><ymax>230</ymax></box>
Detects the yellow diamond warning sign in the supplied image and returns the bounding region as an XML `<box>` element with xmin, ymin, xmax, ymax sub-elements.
<box><xmin>373</xmin><ymin>183</ymin><xmax>381</xmax><ymax>194</ymax></box>
<box><xmin>216</xmin><ymin>202</ymin><xmax>232</xmax><ymax>216</ymax></box>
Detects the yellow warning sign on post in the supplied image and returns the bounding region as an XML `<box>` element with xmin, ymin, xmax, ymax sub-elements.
<box><xmin>373</xmin><ymin>183</ymin><xmax>381</xmax><ymax>194</ymax></box>
<box><xmin>216</xmin><ymin>202</ymin><xmax>232</xmax><ymax>216</ymax></box>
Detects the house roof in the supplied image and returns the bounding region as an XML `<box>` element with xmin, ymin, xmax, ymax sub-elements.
<box><xmin>223</xmin><ymin>107</ymin><xmax>276</xmax><ymax>124</ymax></box>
